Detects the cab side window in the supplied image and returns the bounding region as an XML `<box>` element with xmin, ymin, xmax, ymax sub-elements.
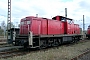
<box><xmin>61</xmin><ymin>17</ymin><xmax>65</xmax><ymax>22</ymax></box>
<box><xmin>20</xmin><ymin>22</ymin><xmax>24</xmax><ymax>25</ymax></box>
<box><xmin>27</xmin><ymin>21</ymin><xmax>31</xmax><ymax>24</ymax></box>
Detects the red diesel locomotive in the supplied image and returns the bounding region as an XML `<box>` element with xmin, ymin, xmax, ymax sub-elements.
<box><xmin>15</xmin><ymin>15</ymin><xmax>82</xmax><ymax>48</ymax></box>
<box><xmin>86</xmin><ymin>25</ymin><xmax>90</xmax><ymax>38</ymax></box>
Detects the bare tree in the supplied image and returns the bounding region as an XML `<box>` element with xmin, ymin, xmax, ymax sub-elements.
<box><xmin>0</xmin><ymin>21</ymin><xmax>6</xmax><ymax>37</ymax></box>
<box><xmin>1</xmin><ymin>21</ymin><xmax>6</xmax><ymax>30</ymax></box>
<box><xmin>18</xmin><ymin>24</ymin><xmax>20</xmax><ymax>28</ymax></box>
<box><xmin>0</xmin><ymin>26</ymin><xmax>1</xmax><ymax>29</ymax></box>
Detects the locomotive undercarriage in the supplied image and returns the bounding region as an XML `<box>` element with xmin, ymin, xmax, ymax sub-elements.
<box><xmin>86</xmin><ymin>34</ymin><xmax>90</xmax><ymax>39</ymax></box>
<box><xmin>14</xmin><ymin>32</ymin><xmax>82</xmax><ymax>49</ymax></box>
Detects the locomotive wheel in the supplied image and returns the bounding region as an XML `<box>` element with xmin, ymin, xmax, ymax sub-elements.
<box><xmin>52</xmin><ymin>39</ymin><xmax>59</xmax><ymax>47</ymax></box>
<box><xmin>72</xmin><ymin>37</ymin><xmax>78</xmax><ymax>43</ymax></box>
<box><xmin>15</xmin><ymin>40</ymin><xmax>20</xmax><ymax>46</ymax></box>
<box><xmin>24</xmin><ymin>42</ymin><xmax>29</xmax><ymax>48</ymax></box>
<box><xmin>39</xmin><ymin>40</ymin><xmax>47</xmax><ymax>49</ymax></box>
<box><xmin>58</xmin><ymin>39</ymin><xmax>62</xmax><ymax>45</ymax></box>
<box><xmin>71</xmin><ymin>37</ymin><xmax>77</xmax><ymax>43</ymax></box>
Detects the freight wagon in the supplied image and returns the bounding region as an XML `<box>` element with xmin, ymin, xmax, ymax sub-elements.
<box><xmin>14</xmin><ymin>15</ymin><xmax>82</xmax><ymax>49</ymax></box>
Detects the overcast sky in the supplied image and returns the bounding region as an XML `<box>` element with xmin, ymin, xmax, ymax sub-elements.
<box><xmin>0</xmin><ymin>0</ymin><xmax>90</xmax><ymax>29</ymax></box>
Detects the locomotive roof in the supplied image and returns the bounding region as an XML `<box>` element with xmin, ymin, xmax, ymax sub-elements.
<box><xmin>88</xmin><ymin>25</ymin><xmax>90</xmax><ymax>27</ymax></box>
<box><xmin>21</xmin><ymin>15</ymin><xmax>73</xmax><ymax>21</ymax></box>
<box><xmin>21</xmin><ymin>16</ymin><xmax>50</xmax><ymax>20</ymax></box>
<box><xmin>53</xmin><ymin>15</ymin><xmax>73</xmax><ymax>20</ymax></box>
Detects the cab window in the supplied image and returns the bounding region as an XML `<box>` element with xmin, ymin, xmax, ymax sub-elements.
<box><xmin>20</xmin><ymin>22</ymin><xmax>24</xmax><ymax>25</ymax></box>
<box><xmin>27</xmin><ymin>21</ymin><xmax>31</xmax><ymax>24</ymax></box>
<box><xmin>67</xmin><ymin>19</ymin><xmax>72</xmax><ymax>24</ymax></box>
<box><xmin>61</xmin><ymin>17</ymin><xmax>65</xmax><ymax>21</ymax></box>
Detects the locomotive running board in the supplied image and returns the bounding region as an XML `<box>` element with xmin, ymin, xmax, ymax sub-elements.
<box><xmin>40</xmin><ymin>34</ymin><xmax>82</xmax><ymax>37</ymax></box>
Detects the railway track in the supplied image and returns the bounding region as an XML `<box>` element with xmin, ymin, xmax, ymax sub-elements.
<box><xmin>0</xmin><ymin>39</ymin><xmax>7</xmax><ymax>45</ymax></box>
<box><xmin>0</xmin><ymin>44</ymin><xmax>13</xmax><ymax>48</ymax></box>
<box><xmin>71</xmin><ymin>49</ymin><xmax>90</xmax><ymax>60</ymax></box>
<box><xmin>70</xmin><ymin>39</ymin><xmax>90</xmax><ymax>60</ymax></box>
<box><xmin>0</xmin><ymin>47</ymin><xmax>56</xmax><ymax>59</ymax></box>
<box><xmin>0</xmin><ymin>49</ymin><xmax>27</xmax><ymax>59</ymax></box>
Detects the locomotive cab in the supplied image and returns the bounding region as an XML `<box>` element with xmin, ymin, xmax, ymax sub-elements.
<box><xmin>20</xmin><ymin>17</ymin><xmax>31</xmax><ymax>35</ymax></box>
<box><xmin>15</xmin><ymin>17</ymin><xmax>33</xmax><ymax>47</ymax></box>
